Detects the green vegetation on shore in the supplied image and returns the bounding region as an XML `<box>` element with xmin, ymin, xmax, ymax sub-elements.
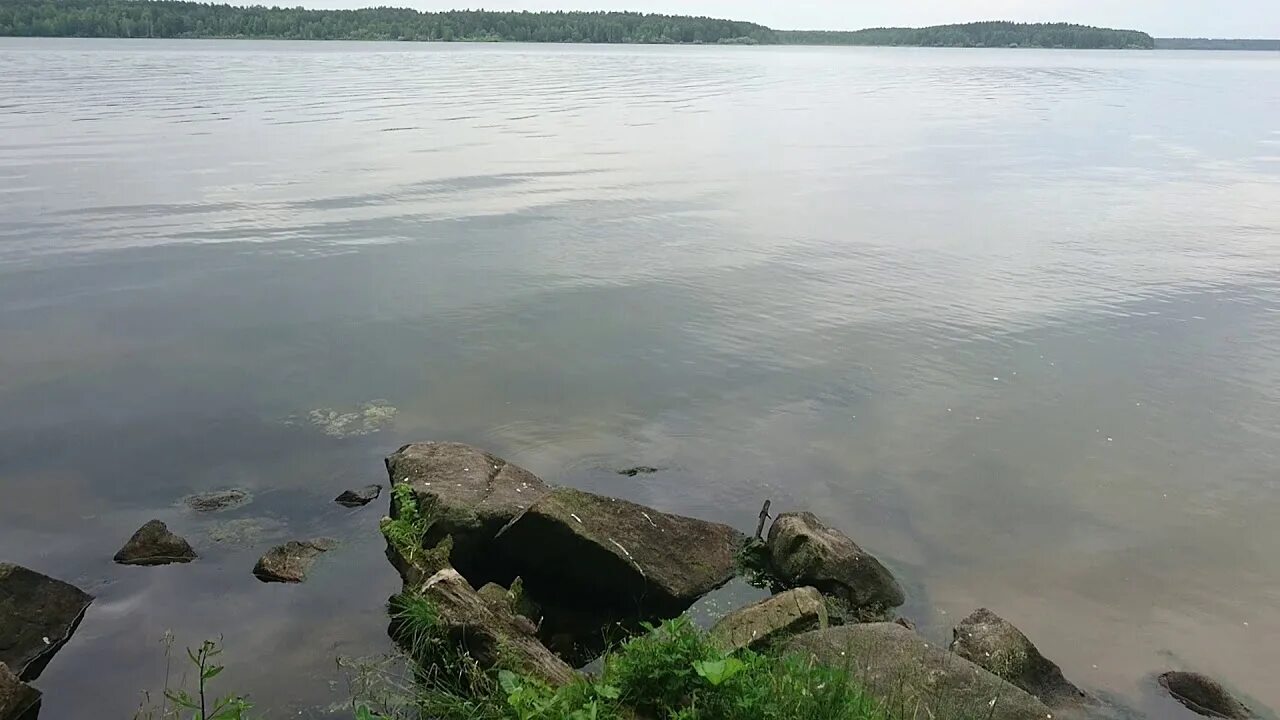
<box><xmin>0</xmin><ymin>1</ymin><xmax>1156</xmax><ymax>49</ymax></box>
<box><xmin>356</xmin><ymin>615</ymin><xmax>994</xmax><ymax>720</ymax></box>
<box><xmin>0</xmin><ymin>1</ymin><xmax>774</xmax><ymax>43</ymax></box>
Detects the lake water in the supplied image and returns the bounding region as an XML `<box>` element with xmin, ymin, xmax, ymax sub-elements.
<box><xmin>1</xmin><ymin>38</ymin><xmax>1278</xmax><ymax>718</ymax></box>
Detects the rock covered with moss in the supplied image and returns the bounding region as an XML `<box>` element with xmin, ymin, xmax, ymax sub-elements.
<box><xmin>766</xmin><ymin>511</ymin><xmax>904</xmax><ymax>616</ymax></box>
<box><xmin>0</xmin><ymin>662</ymin><xmax>39</xmax><ymax>720</ymax></box>
<box><xmin>495</xmin><ymin>487</ymin><xmax>744</xmax><ymax>615</ymax></box>
<box><xmin>951</xmin><ymin>608</ymin><xmax>1091</xmax><ymax>710</ymax></box>
<box><xmin>785</xmin><ymin>623</ymin><xmax>1055</xmax><ymax>720</ymax></box>
<box><xmin>708</xmin><ymin>586</ymin><xmax>827</xmax><ymax>653</ymax></box>
<box><xmin>404</xmin><ymin>569</ymin><xmax>575</xmax><ymax>687</ymax></box>
<box><xmin>1159</xmin><ymin>671</ymin><xmax>1254</xmax><ymax>719</ymax></box>
<box><xmin>386</xmin><ymin>442</ymin><xmax>551</xmax><ymax>577</ymax></box>
<box><xmin>114</xmin><ymin>519</ymin><xmax>197</xmax><ymax>566</ymax></box>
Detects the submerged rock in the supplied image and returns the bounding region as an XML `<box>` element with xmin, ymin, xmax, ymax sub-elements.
<box><xmin>294</xmin><ymin>400</ymin><xmax>397</xmax><ymax>439</ymax></box>
<box><xmin>952</xmin><ymin>608</ymin><xmax>1090</xmax><ymax>709</ymax></box>
<box><xmin>398</xmin><ymin>569</ymin><xmax>575</xmax><ymax>687</ymax></box>
<box><xmin>785</xmin><ymin>623</ymin><xmax>1054</xmax><ymax>720</ymax></box>
<box><xmin>335</xmin><ymin>484</ymin><xmax>382</xmax><ymax>508</ymax></box>
<box><xmin>1159</xmin><ymin>671</ymin><xmax>1253</xmax><ymax>720</ymax></box>
<box><xmin>0</xmin><ymin>564</ymin><xmax>93</xmax><ymax>680</ymax></box>
<box><xmin>207</xmin><ymin>517</ymin><xmax>287</xmax><ymax>548</ymax></box>
<box><xmin>494</xmin><ymin>487</ymin><xmax>743</xmax><ymax>614</ymax></box>
<box><xmin>0</xmin><ymin>663</ymin><xmax>40</xmax><ymax>720</ymax></box>
<box><xmin>252</xmin><ymin>539</ymin><xmax>337</xmax><ymax>583</ymax></box>
<box><xmin>385</xmin><ymin>442</ymin><xmax>551</xmax><ymax>579</ymax></box>
<box><xmin>766</xmin><ymin>511</ymin><xmax>904</xmax><ymax>616</ymax></box>
<box><xmin>114</xmin><ymin>520</ymin><xmax>197</xmax><ymax>566</ymax></box>
<box><xmin>708</xmin><ymin>586</ymin><xmax>827</xmax><ymax>653</ymax></box>
<box><xmin>184</xmin><ymin>488</ymin><xmax>252</xmax><ymax>513</ymax></box>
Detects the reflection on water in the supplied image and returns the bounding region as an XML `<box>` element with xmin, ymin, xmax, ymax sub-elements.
<box><xmin>1</xmin><ymin>38</ymin><xmax>1278</xmax><ymax>718</ymax></box>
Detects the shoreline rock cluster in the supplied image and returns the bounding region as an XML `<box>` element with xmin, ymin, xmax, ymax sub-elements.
<box><xmin>380</xmin><ymin>441</ymin><xmax>1264</xmax><ymax>720</ymax></box>
<box><xmin>0</xmin><ymin>440</ymin><xmax>1264</xmax><ymax>719</ymax></box>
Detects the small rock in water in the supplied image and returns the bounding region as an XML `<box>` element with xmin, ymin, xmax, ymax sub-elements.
<box><xmin>335</xmin><ymin>484</ymin><xmax>382</xmax><ymax>508</ymax></box>
<box><xmin>113</xmin><ymin>520</ymin><xmax>197</xmax><ymax>566</ymax></box>
<box><xmin>253</xmin><ymin>538</ymin><xmax>338</xmax><ymax>584</ymax></box>
<box><xmin>1159</xmin><ymin>671</ymin><xmax>1253</xmax><ymax>720</ymax></box>
<box><xmin>184</xmin><ymin>488</ymin><xmax>252</xmax><ymax>513</ymax></box>
<box><xmin>616</xmin><ymin>466</ymin><xmax>660</xmax><ymax>477</ymax></box>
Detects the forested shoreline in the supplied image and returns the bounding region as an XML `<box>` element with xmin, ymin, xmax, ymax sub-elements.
<box><xmin>0</xmin><ymin>2</ymin><xmax>1162</xmax><ymax>49</ymax></box>
<box><xmin>777</xmin><ymin>22</ymin><xmax>1154</xmax><ymax>49</ymax></box>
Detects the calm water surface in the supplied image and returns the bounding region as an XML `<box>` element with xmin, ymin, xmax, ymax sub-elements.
<box><xmin>1</xmin><ymin>38</ymin><xmax>1278</xmax><ymax>718</ymax></box>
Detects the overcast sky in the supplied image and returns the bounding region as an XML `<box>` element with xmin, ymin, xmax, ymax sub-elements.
<box><xmin>299</xmin><ymin>0</ymin><xmax>1279</xmax><ymax>38</ymax></box>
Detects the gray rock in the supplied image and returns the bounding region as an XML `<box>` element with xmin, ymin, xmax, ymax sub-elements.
<box><xmin>952</xmin><ymin>608</ymin><xmax>1090</xmax><ymax>709</ymax></box>
<box><xmin>0</xmin><ymin>564</ymin><xmax>93</xmax><ymax>680</ymax></box>
<box><xmin>385</xmin><ymin>442</ymin><xmax>551</xmax><ymax>577</ymax></box>
<box><xmin>114</xmin><ymin>520</ymin><xmax>197</xmax><ymax>566</ymax></box>
<box><xmin>400</xmin><ymin>569</ymin><xmax>575</xmax><ymax>687</ymax></box>
<box><xmin>1159</xmin><ymin>671</ymin><xmax>1253</xmax><ymax>719</ymax></box>
<box><xmin>335</xmin><ymin>484</ymin><xmax>382</xmax><ymax>508</ymax></box>
<box><xmin>784</xmin><ymin>623</ymin><xmax>1055</xmax><ymax>720</ymax></box>
<box><xmin>708</xmin><ymin>586</ymin><xmax>828</xmax><ymax>653</ymax></box>
<box><xmin>0</xmin><ymin>663</ymin><xmax>40</xmax><ymax>720</ymax></box>
<box><xmin>252</xmin><ymin>538</ymin><xmax>337</xmax><ymax>583</ymax></box>
<box><xmin>494</xmin><ymin>487</ymin><xmax>743</xmax><ymax>614</ymax></box>
<box><xmin>184</xmin><ymin>488</ymin><xmax>251</xmax><ymax>513</ymax></box>
<box><xmin>766</xmin><ymin>511</ymin><xmax>904</xmax><ymax>615</ymax></box>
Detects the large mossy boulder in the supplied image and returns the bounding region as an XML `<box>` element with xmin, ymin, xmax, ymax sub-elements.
<box><xmin>766</xmin><ymin>512</ymin><xmax>904</xmax><ymax>616</ymax></box>
<box><xmin>708</xmin><ymin>586</ymin><xmax>827</xmax><ymax>653</ymax></box>
<box><xmin>952</xmin><ymin>608</ymin><xmax>1091</xmax><ymax>710</ymax></box>
<box><xmin>0</xmin><ymin>663</ymin><xmax>39</xmax><ymax>720</ymax></box>
<box><xmin>386</xmin><ymin>442</ymin><xmax>551</xmax><ymax>578</ymax></box>
<box><xmin>494</xmin><ymin>487</ymin><xmax>743</xmax><ymax>615</ymax></box>
<box><xmin>0</xmin><ymin>564</ymin><xmax>92</xmax><ymax>680</ymax></box>
<box><xmin>1159</xmin><ymin>671</ymin><xmax>1254</xmax><ymax>720</ymax></box>
<box><xmin>785</xmin><ymin>623</ymin><xmax>1055</xmax><ymax>720</ymax></box>
<box><xmin>405</xmin><ymin>569</ymin><xmax>575</xmax><ymax>687</ymax></box>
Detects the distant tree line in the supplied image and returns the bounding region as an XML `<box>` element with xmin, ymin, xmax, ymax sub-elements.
<box><xmin>0</xmin><ymin>3</ymin><xmax>1158</xmax><ymax>49</ymax></box>
<box><xmin>777</xmin><ymin>22</ymin><xmax>1155</xmax><ymax>49</ymax></box>
<box><xmin>1154</xmin><ymin>38</ymin><xmax>1279</xmax><ymax>51</ymax></box>
<box><xmin>0</xmin><ymin>1</ymin><xmax>773</xmax><ymax>43</ymax></box>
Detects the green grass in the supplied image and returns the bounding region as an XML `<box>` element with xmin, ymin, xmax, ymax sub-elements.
<box><xmin>357</xmin><ymin>615</ymin><xmax>922</xmax><ymax>720</ymax></box>
<box><xmin>380</xmin><ymin>483</ymin><xmax>434</xmax><ymax>565</ymax></box>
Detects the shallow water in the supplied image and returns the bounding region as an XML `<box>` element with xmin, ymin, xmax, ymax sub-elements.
<box><xmin>1</xmin><ymin>38</ymin><xmax>1278</xmax><ymax>717</ymax></box>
